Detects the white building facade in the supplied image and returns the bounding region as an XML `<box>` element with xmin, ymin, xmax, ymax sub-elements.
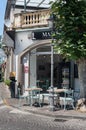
<box><xmin>3</xmin><ymin>0</ymin><xmax>80</xmax><ymax>97</ymax></box>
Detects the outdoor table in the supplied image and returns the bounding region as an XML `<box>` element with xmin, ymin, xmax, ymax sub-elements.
<box><xmin>25</xmin><ymin>87</ymin><xmax>42</xmax><ymax>91</ymax></box>
<box><xmin>47</xmin><ymin>89</ymin><xmax>68</xmax><ymax>107</ymax></box>
<box><xmin>25</xmin><ymin>87</ymin><xmax>42</xmax><ymax>106</ymax></box>
<box><xmin>47</xmin><ymin>88</ymin><xmax>68</xmax><ymax>93</ymax></box>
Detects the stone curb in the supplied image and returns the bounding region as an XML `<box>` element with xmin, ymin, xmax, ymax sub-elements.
<box><xmin>0</xmin><ymin>100</ymin><xmax>4</xmax><ymax>105</ymax></box>
<box><xmin>8</xmin><ymin>103</ymin><xmax>86</xmax><ymax>120</ymax></box>
<box><xmin>1</xmin><ymin>83</ymin><xmax>86</xmax><ymax>120</ymax></box>
<box><xmin>20</xmin><ymin>108</ymin><xmax>86</xmax><ymax>120</ymax></box>
<box><xmin>0</xmin><ymin>98</ymin><xmax>5</xmax><ymax>106</ymax></box>
<box><xmin>3</xmin><ymin>97</ymin><xmax>86</xmax><ymax>120</ymax></box>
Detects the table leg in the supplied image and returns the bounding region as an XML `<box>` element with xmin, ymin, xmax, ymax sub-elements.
<box><xmin>56</xmin><ymin>94</ymin><xmax>60</xmax><ymax>107</ymax></box>
<box><xmin>42</xmin><ymin>95</ymin><xmax>44</xmax><ymax>105</ymax></box>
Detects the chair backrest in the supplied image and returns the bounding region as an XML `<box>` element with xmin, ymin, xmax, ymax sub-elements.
<box><xmin>64</xmin><ymin>89</ymin><xmax>74</xmax><ymax>99</ymax></box>
<box><xmin>30</xmin><ymin>86</ymin><xmax>37</xmax><ymax>88</ymax></box>
<box><xmin>31</xmin><ymin>89</ymin><xmax>40</xmax><ymax>99</ymax></box>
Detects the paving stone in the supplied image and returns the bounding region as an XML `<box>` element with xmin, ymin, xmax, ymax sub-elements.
<box><xmin>1</xmin><ymin>82</ymin><xmax>86</xmax><ymax>120</ymax></box>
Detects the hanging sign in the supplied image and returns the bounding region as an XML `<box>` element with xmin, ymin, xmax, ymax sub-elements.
<box><xmin>24</xmin><ymin>66</ymin><xmax>28</xmax><ymax>73</ymax></box>
<box><xmin>32</xmin><ymin>30</ymin><xmax>52</xmax><ymax>40</ymax></box>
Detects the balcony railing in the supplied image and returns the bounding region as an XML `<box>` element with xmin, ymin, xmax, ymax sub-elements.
<box><xmin>13</xmin><ymin>9</ymin><xmax>50</xmax><ymax>29</ymax></box>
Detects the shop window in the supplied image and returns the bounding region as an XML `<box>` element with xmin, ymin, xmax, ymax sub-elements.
<box><xmin>39</xmin><ymin>65</ymin><xmax>45</xmax><ymax>70</ymax></box>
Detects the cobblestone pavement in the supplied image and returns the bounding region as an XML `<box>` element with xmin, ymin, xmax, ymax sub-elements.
<box><xmin>0</xmin><ymin>82</ymin><xmax>86</xmax><ymax>129</ymax></box>
<box><xmin>0</xmin><ymin>105</ymin><xmax>86</xmax><ymax>130</ymax></box>
<box><xmin>0</xmin><ymin>82</ymin><xmax>11</xmax><ymax>99</ymax></box>
<box><xmin>5</xmin><ymin>97</ymin><xmax>86</xmax><ymax>119</ymax></box>
<box><xmin>0</xmin><ymin>83</ymin><xmax>86</xmax><ymax>126</ymax></box>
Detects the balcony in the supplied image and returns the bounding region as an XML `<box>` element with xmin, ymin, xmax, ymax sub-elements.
<box><xmin>13</xmin><ymin>9</ymin><xmax>50</xmax><ymax>29</ymax></box>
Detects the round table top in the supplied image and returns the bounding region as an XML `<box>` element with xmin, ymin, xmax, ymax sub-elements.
<box><xmin>25</xmin><ymin>87</ymin><xmax>42</xmax><ymax>91</ymax></box>
<box><xmin>47</xmin><ymin>88</ymin><xmax>68</xmax><ymax>93</ymax></box>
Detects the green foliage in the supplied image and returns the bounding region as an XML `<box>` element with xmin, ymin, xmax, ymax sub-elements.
<box><xmin>4</xmin><ymin>79</ymin><xmax>11</xmax><ymax>86</ymax></box>
<box><xmin>51</xmin><ymin>0</ymin><xmax>86</xmax><ymax>60</ymax></box>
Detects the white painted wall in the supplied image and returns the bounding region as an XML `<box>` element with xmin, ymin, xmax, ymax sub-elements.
<box><xmin>15</xmin><ymin>31</ymin><xmax>34</xmax><ymax>55</ymax></box>
<box><xmin>14</xmin><ymin>30</ymin><xmax>38</xmax><ymax>91</ymax></box>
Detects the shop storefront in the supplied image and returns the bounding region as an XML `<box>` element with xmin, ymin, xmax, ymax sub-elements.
<box><xmin>14</xmin><ymin>28</ymin><xmax>80</xmax><ymax>97</ymax></box>
<box><xmin>21</xmin><ymin>44</ymin><xmax>78</xmax><ymax>92</ymax></box>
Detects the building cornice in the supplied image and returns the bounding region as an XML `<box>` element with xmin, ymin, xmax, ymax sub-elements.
<box><xmin>15</xmin><ymin>27</ymin><xmax>51</xmax><ymax>33</ymax></box>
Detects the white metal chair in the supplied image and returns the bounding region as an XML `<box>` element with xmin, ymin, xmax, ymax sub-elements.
<box><xmin>30</xmin><ymin>89</ymin><xmax>41</xmax><ymax>107</ymax></box>
<box><xmin>60</xmin><ymin>89</ymin><xmax>75</xmax><ymax>110</ymax></box>
<box><xmin>41</xmin><ymin>93</ymin><xmax>50</xmax><ymax>105</ymax></box>
<box><xmin>18</xmin><ymin>88</ymin><xmax>30</xmax><ymax>107</ymax></box>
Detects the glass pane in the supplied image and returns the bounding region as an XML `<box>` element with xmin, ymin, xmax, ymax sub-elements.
<box><xmin>15</xmin><ymin>0</ymin><xmax>55</xmax><ymax>8</ymax></box>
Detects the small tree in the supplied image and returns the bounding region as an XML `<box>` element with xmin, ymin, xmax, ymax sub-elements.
<box><xmin>51</xmin><ymin>0</ymin><xmax>86</xmax><ymax>109</ymax></box>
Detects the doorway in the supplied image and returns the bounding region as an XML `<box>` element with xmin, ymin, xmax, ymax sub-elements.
<box><xmin>36</xmin><ymin>45</ymin><xmax>61</xmax><ymax>91</ymax></box>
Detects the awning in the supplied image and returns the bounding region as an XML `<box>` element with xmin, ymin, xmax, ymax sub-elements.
<box><xmin>15</xmin><ymin>0</ymin><xmax>55</xmax><ymax>8</ymax></box>
<box><xmin>2</xmin><ymin>32</ymin><xmax>14</xmax><ymax>47</ymax></box>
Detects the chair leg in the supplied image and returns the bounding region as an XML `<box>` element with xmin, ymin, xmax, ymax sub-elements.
<box><xmin>63</xmin><ymin>100</ymin><xmax>66</xmax><ymax>110</ymax></box>
<box><xmin>25</xmin><ymin>96</ymin><xmax>30</xmax><ymax>105</ymax></box>
<box><xmin>18</xmin><ymin>98</ymin><xmax>22</xmax><ymax>107</ymax></box>
<box><xmin>63</xmin><ymin>102</ymin><xmax>66</xmax><ymax>110</ymax></box>
<box><xmin>71</xmin><ymin>102</ymin><xmax>75</xmax><ymax>109</ymax></box>
<box><xmin>39</xmin><ymin>98</ymin><xmax>42</xmax><ymax>107</ymax></box>
<box><xmin>42</xmin><ymin>95</ymin><xmax>44</xmax><ymax>105</ymax></box>
<box><xmin>30</xmin><ymin>97</ymin><xmax>33</xmax><ymax>106</ymax></box>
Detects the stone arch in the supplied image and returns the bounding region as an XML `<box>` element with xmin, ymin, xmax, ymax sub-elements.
<box><xmin>17</xmin><ymin>39</ymin><xmax>51</xmax><ymax>83</ymax></box>
<box><xmin>20</xmin><ymin>39</ymin><xmax>51</xmax><ymax>59</ymax></box>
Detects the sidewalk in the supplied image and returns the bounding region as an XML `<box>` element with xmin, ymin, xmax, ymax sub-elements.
<box><xmin>1</xmin><ymin>82</ymin><xmax>86</xmax><ymax>120</ymax></box>
<box><xmin>5</xmin><ymin>98</ymin><xmax>86</xmax><ymax>119</ymax></box>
